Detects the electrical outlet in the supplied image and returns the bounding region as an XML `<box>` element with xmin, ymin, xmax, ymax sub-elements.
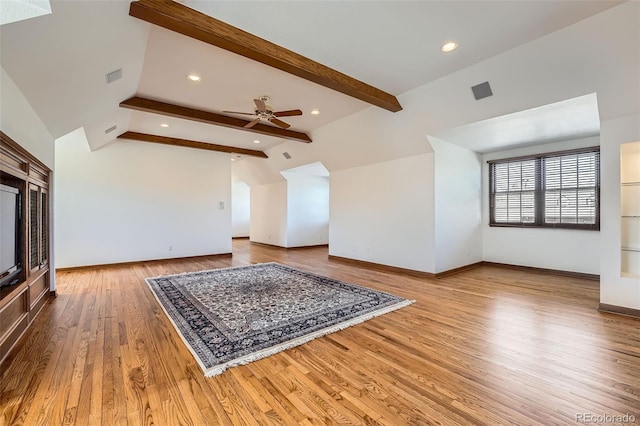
<box><xmin>168</xmin><ymin>245</ymin><xmax>173</xmax><ymax>251</ymax></box>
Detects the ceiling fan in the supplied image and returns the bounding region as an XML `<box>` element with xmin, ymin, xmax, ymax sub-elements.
<box><xmin>224</xmin><ymin>96</ymin><xmax>302</xmax><ymax>129</ymax></box>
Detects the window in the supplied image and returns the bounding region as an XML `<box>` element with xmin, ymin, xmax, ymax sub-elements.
<box><xmin>489</xmin><ymin>147</ymin><xmax>600</xmax><ymax>230</ymax></box>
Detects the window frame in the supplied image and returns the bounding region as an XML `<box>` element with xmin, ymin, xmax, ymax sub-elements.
<box><xmin>488</xmin><ymin>146</ymin><xmax>600</xmax><ymax>231</ymax></box>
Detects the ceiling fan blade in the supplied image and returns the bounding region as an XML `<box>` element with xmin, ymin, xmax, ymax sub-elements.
<box><xmin>269</xmin><ymin>117</ymin><xmax>291</xmax><ymax>129</ymax></box>
<box><xmin>223</xmin><ymin>110</ymin><xmax>256</xmax><ymax>116</ymax></box>
<box><xmin>274</xmin><ymin>109</ymin><xmax>303</xmax><ymax>117</ymax></box>
<box><xmin>254</xmin><ymin>98</ymin><xmax>267</xmax><ymax>112</ymax></box>
<box><xmin>245</xmin><ymin>118</ymin><xmax>261</xmax><ymax>128</ymax></box>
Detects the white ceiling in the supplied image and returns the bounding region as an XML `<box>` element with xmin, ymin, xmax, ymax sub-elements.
<box><xmin>0</xmin><ymin>0</ymin><xmax>51</xmax><ymax>26</ymax></box>
<box><xmin>282</xmin><ymin>161</ymin><xmax>329</xmax><ymax>178</ymax></box>
<box><xmin>432</xmin><ymin>93</ymin><xmax>601</xmax><ymax>153</ymax></box>
<box><xmin>0</xmin><ymin>0</ymin><xmax>623</xmax><ymax>154</ymax></box>
<box><xmin>186</xmin><ymin>1</ymin><xmax>623</xmax><ymax>95</ymax></box>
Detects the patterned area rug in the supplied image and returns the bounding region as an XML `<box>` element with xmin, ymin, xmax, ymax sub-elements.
<box><xmin>145</xmin><ymin>262</ymin><xmax>414</xmax><ymax>377</ymax></box>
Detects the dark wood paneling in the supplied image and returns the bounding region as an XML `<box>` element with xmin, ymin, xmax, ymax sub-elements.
<box><xmin>0</xmin><ymin>290</ymin><xmax>27</xmax><ymax>342</ymax></box>
<box><xmin>0</xmin><ymin>314</ymin><xmax>28</xmax><ymax>363</ymax></box>
<box><xmin>0</xmin><ymin>131</ymin><xmax>49</xmax><ymax>174</ymax></box>
<box><xmin>28</xmin><ymin>274</ymin><xmax>48</xmax><ymax>309</ymax></box>
<box><xmin>0</xmin><ymin>131</ymin><xmax>52</xmax><ymax>367</ymax></box>
<box><xmin>128</xmin><ymin>1</ymin><xmax>402</xmax><ymax>112</ymax></box>
<box><xmin>120</xmin><ymin>97</ymin><xmax>312</xmax><ymax>144</ymax></box>
<box><xmin>28</xmin><ymin>291</ymin><xmax>48</xmax><ymax>322</ymax></box>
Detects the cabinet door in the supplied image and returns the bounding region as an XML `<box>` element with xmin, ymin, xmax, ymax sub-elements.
<box><xmin>39</xmin><ymin>188</ymin><xmax>48</xmax><ymax>268</ymax></box>
<box><xmin>28</xmin><ymin>184</ymin><xmax>40</xmax><ymax>273</ymax></box>
<box><xmin>28</xmin><ymin>184</ymin><xmax>48</xmax><ymax>273</ymax></box>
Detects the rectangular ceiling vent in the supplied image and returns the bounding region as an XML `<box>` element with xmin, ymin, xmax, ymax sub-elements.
<box><xmin>282</xmin><ymin>152</ymin><xmax>292</xmax><ymax>159</ymax></box>
<box><xmin>471</xmin><ymin>81</ymin><xmax>493</xmax><ymax>100</ymax></box>
<box><xmin>104</xmin><ymin>125</ymin><xmax>117</xmax><ymax>134</ymax></box>
<box><xmin>106</xmin><ymin>69</ymin><xmax>122</xmax><ymax>84</ymax></box>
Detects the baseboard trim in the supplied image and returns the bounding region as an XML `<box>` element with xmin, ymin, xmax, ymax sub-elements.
<box><xmin>435</xmin><ymin>262</ymin><xmax>484</xmax><ymax>278</ymax></box>
<box><xmin>327</xmin><ymin>255</ymin><xmax>436</xmax><ymax>279</ymax></box>
<box><xmin>55</xmin><ymin>252</ymin><xmax>233</xmax><ymax>272</ymax></box>
<box><xmin>232</xmin><ymin>236</ymin><xmax>250</xmax><ymax>240</ymax></box>
<box><xmin>250</xmin><ymin>241</ymin><xmax>329</xmax><ymax>250</ymax></box>
<box><xmin>481</xmin><ymin>262</ymin><xmax>599</xmax><ymax>281</ymax></box>
<box><xmin>598</xmin><ymin>303</ymin><xmax>640</xmax><ymax>318</ymax></box>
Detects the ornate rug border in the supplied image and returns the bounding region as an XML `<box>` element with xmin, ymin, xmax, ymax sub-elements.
<box><xmin>145</xmin><ymin>262</ymin><xmax>415</xmax><ymax>377</ymax></box>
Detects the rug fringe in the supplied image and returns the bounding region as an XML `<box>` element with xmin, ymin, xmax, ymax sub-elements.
<box><xmin>203</xmin><ymin>299</ymin><xmax>415</xmax><ymax>377</ymax></box>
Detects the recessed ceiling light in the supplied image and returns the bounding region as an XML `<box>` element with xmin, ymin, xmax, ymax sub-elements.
<box><xmin>310</xmin><ymin>109</ymin><xmax>320</xmax><ymax>115</ymax></box>
<box><xmin>440</xmin><ymin>41</ymin><xmax>458</xmax><ymax>53</ymax></box>
<box><xmin>160</xmin><ymin>123</ymin><xmax>170</xmax><ymax>128</ymax></box>
<box><xmin>231</xmin><ymin>158</ymin><xmax>236</xmax><ymax>162</ymax></box>
<box><xmin>187</xmin><ymin>74</ymin><xmax>201</xmax><ymax>82</ymax></box>
<box><xmin>253</xmin><ymin>140</ymin><xmax>261</xmax><ymax>144</ymax></box>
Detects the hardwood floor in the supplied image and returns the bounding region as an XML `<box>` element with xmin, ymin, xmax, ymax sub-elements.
<box><xmin>1</xmin><ymin>240</ymin><xmax>639</xmax><ymax>425</ymax></box>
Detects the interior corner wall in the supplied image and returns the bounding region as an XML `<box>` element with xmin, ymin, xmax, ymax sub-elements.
<box><xmin>599</xmin><ymin>114</ymin><xmax>640</xmax><ymax>309</ymax></box>
<box><xmin>0</xmin><ymin>66</ymin><xmax>54</xmax><ymax>169</ymax></box>
<box><xmin>430</xmin><ymin>137</ymin><xmax>482</xmax><ymax>273</ymax></box>
<box><xmin>250</xmin><ymin>181</ymin><xmax>288</xmax><ymax>247</ymax></box>
<box><xmin>285</xmin><ymin>174</ymin><xmax>329</xmax><ymax>248</ymax></box>
<box><xmin>232</xmin><ymin>181</ymin><xmax>250</xmax><ymax>238</ymax></box>
<box><xmin>329</xmin><ymin>153</ymin><xmax>435</xmax><ymax>273</ymax></box>
<box><xmin>54</xmin><ymin>136</ymin><xmax>232</xmax><ymax>268</ymax></box>
<box><xmin>481</xmin><ymin>135</ymin><xmax>601</xmax><ymax>275</ymax></box>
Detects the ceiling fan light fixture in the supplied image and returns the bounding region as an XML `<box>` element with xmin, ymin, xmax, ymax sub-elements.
<box><xmin>187</xmin><ymin>73</ymin><xmax>201</xmax><ymax>82</ymax></box>
<box><xmin>440</xmin><ymin>41</ymin><xmax>458</xmax><ymax>53</ymax></box>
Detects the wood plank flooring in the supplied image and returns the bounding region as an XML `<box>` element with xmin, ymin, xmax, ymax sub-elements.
<box><xmin>1</xmin><ymin>240</ymin><xmax>639</xmax><ymax>425</ymax></box>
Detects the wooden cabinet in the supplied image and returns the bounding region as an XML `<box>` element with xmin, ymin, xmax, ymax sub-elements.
<box><xmin>0</xmin><ymin>131</ymin><xmax>51</xmax><ymax>363</ymax></box>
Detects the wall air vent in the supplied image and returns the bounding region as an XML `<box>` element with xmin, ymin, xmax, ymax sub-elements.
<box><xmin>106</xmin><ymin>69</ymin><xmax>122</xmax><ymax>84</ymax></box>
<box><xmin>282</xmin><ymin>152</ymin><xmax>292</xmax><ymax>159</ymax></box>
<box><xmin>105</xmin><ymin>125</ymin><xmax>117</xmax><ymax>134</ymax></box>
<box><xmin>471</xmin><ymin>81</ymin><xmax>493</xmax><ymax>100</ymax></box>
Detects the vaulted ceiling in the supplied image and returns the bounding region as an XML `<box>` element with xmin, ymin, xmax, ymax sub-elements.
<box><xmin>0</xmin><ymin>0</ymin><xmax>625</xmax><ymax>158</ymax></box>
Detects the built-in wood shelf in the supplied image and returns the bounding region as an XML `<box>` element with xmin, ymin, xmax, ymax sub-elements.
<box><xmin>0</xmin><ymin>131</ymin><xmax>51</xmax><ymax>364</ymax></box>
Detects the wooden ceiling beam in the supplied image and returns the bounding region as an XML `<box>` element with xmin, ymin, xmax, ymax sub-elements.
<box><xmin>120</xmin><ymin>97</ymin><xmax>312</xmax><ymax>143</ymax></box>
<box><xmin>118</xmin><ymin>131</ymin><xmax>268</xmax><ymax>158</ymax></box>
<box><xmin>129</xmin><ymin>0</ymin><xmax>402</xmax><ymax>113</ymax></box>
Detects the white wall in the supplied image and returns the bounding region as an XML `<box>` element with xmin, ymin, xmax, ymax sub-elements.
<box><xmin>0</xmin><ymin>66</ymin><xmax>54</xmax><ymax>169</ymax></box>
<box><xmin>482</xmin><ymin>136</ymin><xmax>601</xmax><ymax>275</ymax></box>
<box><xmin>600</xmin><ymin>114</ymin><xmax>640</xmax><ymax>309</ymax></box>
<box><xmin>330</xmin><ymin>154</ymin><xmax>436</xmax><ymax>272</ymax></box>
<box><xmin>230</xmin><ymin>3</ymin><xmax>638</xmax><ymax>277</ymax></box>
<box><xmin>54</xmin><ymin>129</ymin><xmax>232</xmax><ymax>268</ymax></box>
<box><xmin>232</xmin><ymin>181</ymin><xmax>250</xmax><ymax>238</ymax></box>
<box><xmin>430</xmin><ymin>137</ymin><xmax>483</xmax><ymax>273</ymax></box>
<box><xmin>284</xmin><ymin>174</ymin><xmax>329</xmax><ymax>247</ymax></box>
<box><xmin>249</xmin><ymin>181</ymin><xmax>288</xmax><ymax>247</ymax></box>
